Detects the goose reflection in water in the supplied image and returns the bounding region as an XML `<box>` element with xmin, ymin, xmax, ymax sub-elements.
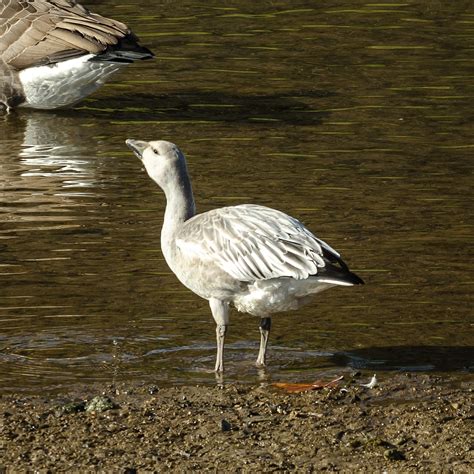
<box><xmin>0</xmin><ymin>112</ymin><xmax>106</xmax><ymax>195</ymax></box>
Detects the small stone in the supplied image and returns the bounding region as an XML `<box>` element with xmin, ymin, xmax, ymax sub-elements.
<box><xmin>221</xmin><ymin>419</ymin><xmax>232</xmax><ymax>432</ymax></box>
<box><xmin>384</xmin><ymin>449</ymin><xmax>406</xmax><ymax>461</ymax></box>
<box><xmin>58</xmin><ymin>401</ymin><xmax>86</xmax><ymax>415</ymax></box>
<box><xmin>85</xmin><ymin>396</ymin><xmax>117</xmax><ymax>413</ymax></box>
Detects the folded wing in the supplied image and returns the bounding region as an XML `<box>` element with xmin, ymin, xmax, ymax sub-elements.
<box><xmin>0</xmin><ymin>0</ymin><xmax>149</xmax><ymax>69</ymax></box>
<box><xmin>176</xmin><ymin>204</ymin><xmax>345</xmax><ymax>282</ymax></box>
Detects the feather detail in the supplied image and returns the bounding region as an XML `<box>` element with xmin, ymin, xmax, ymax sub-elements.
<box><xmin>176</xmin><ymin>204</ymin><xmax>344</xmax><ymax>282</ymax></box>
<box><xmin>0</xmin><ymin>0</ymin><xmax>152</xmax><ymax>70</ymax></box>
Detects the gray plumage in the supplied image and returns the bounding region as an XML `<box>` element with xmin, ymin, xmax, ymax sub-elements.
<box><xmin>126</xmin><ymin>139</ymin><xmax>364</xmax><ymax>372</ymax></box>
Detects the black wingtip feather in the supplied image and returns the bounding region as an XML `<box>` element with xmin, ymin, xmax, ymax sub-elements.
<box><xmin>322</xmin><ymin>263</ymin><xmax>365</xmax><ymax>285</ymax></box>
<box><xmin>92</xmin><ymin>34</ymin><xmax>154</xmax><ymax>63</ymax></box>
<box><xmin>320</xmin><ymin>247</ymin><xmax>365</xmax><ymax>285</ymax></box>
<box><xmin>346</xmin><ymin>270</ymin><xmax>365</xmax><ymax>285</ymax></box>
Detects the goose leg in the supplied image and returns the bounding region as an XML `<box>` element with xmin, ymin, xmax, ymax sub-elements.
<box><xmin>256</xmin><ymin>317</ymin><xmax>271</xmax><ymax>367</ymax></box>
<box><xmin>209</xmin><ymin>298</ymin><xmax>229</xmax><ymax>372</ymax></box>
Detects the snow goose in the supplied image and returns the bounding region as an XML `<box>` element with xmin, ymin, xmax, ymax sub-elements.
<box><xmin>126</xmin><ymin>139</ymin><xmax>364</xmax><ymax>372</ymax></box>
<box><xmin>0</xmin><ymin>0</ymin><xmax>153</xmax><ymax>110</ymax></box>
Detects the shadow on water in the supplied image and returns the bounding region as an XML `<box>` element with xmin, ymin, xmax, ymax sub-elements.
<box><xmin>1</xmin><ymin>88</ymin><xmax>332</xmax><ymax>147</ymax></box>
<box><xmin>71</xmin><ymin>89</ymin><xmax>333</xmax><ymax>124</ymax></box>
<box><xmin>332</xmin><ymin>346</ymin><xmax>474</xmax><ymax>373</ymax></box>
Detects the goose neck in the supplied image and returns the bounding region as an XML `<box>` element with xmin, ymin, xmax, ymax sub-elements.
<box><xmin>161</xmin><ymin>167</ymin><xmax>196</xmax><ymax>248</ymax></box>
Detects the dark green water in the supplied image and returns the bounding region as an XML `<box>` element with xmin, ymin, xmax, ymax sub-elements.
<box><xmin>0</xmin><ymin>1</ymin><xmax>472</xmax><ymax>393</ymax></box>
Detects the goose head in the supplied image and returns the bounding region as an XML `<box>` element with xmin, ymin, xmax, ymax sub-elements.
<box><xmin>126</xmin><ymin>139</ymin><xmax>186</xmax><ymax>190</ymax></box>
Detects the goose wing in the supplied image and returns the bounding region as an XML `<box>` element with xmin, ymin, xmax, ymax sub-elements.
<box><xmin>0</xmin><ymin>0</ymin><xmax>132</xmax><ymax>69</ymax></box>
<box><xmin>176</xmin><ymin>204</ymin><xmax>343</xmax><ymax>282</ymax></box>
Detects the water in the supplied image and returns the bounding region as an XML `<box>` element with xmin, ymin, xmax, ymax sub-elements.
<box><xmin>0</xmin><ymin>1</ymin><xmax>473</xmax><ymax>394</ymax></box>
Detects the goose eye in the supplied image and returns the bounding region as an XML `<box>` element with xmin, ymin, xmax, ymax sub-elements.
<box><xmin>152</xmin><ymin>148</ymin><xmax>159</xmax><ymax>155</ymax></box>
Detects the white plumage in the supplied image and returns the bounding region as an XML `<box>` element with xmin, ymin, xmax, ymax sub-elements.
<box><xmin>126</xmin><ymin>139</ymin><xmax>364</xmax><ymax>372</ymax></box>
<box><xmin>18</xmin><ymin>54</ymin><xmax>123</xmax><ymax>109</ymax></box>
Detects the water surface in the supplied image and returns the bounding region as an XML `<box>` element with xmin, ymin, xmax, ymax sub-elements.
<box><xmin>0</xmin><ymin>1</ymin><xmax>473</xmax><ymax>393</ymax></box>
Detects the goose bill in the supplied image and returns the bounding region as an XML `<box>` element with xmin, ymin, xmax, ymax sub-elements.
<box><xmin>126</xmin><ymin>139</ymin><xmax>148</xmax><ymax>159</ymax></box>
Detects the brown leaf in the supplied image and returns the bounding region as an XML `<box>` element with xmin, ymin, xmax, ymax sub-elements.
<box><xmin>272</xmin><ymin>382</ymin><xmax>317</xmax><ymax>393</ymax></box>
<box><xmin>273</xmin><ymin>375</ymin><xmax>344</xmax><ymax>393</ymax></box>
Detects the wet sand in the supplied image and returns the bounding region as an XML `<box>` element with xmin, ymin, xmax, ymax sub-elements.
<box><xmin>0</xmin><ymin>372</ymin><xmax>472</xmax><ymax>472</ymax></box>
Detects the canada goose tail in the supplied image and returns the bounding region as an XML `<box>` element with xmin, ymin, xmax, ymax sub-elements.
<box><xmin>91</xmin><ymin>33</ymin><xmax>154</xmax><ymax>63</ymax></box>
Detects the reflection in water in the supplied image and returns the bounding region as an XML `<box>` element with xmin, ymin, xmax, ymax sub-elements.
<box><xmin>0</xmin><ymin>1</ymin><xmax>473</xmax><ymax>394</ymax></box>
<box><xmin>1</xmin><ymin>113</ymin><xmax>98</xmax><ymax>235</ymax></box>
<box><xmin>20</xmin><ymin>114</ymin><xmax>97</xmax><ymax>191</ymax></box>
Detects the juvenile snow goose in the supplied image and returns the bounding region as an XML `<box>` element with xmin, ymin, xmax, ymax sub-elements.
<box><xmin>126</xmin><ymin>139</ymin><xmax>365</xmax><ymax>372</ymax></box>
<box><xmin>0</xmin><ymin>0</ymin><xmax>153</xmax><ymax>110</ymax></box>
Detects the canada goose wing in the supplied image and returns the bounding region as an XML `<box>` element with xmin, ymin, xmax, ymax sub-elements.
<box><xmin>176</xmin><ymin>204</ymin><xmax>343</xmax><ymax>282</ymax></box>
<box><xmin>0</xmin><ymin>0</ymin><xmax>131</xmax><ymax>69</ymax></box>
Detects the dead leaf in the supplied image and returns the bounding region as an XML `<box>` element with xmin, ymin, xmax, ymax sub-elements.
<box><xmin>273</xmin><ymin>375</ymin><xmax>344</xmax><ymax>393</ymax></box>
<box><xmin>272</xmin><ymin>382</ymin><xmax>317</xmax><ymax>393</ymax></box>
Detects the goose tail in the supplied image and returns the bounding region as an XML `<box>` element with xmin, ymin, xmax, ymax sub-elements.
<box><xmin>92</xmin><ymin>34</ymin><xmax>154</xmax><ymax>63</ymax></box>
<box><xmin>316</xmin><ymin>266</ymin><xmax>365</xmax><ymax>286</ymax></box>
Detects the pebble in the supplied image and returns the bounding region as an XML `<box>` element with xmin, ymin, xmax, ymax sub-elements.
<box><xmin>221</xmin><ymin>419</ymin><xmax>232</xmax><ymax>432</ymax></box>
<box><xmin>85</xmin><ymin>397</ymin><xmax>116</xmax><ymax>413</ymax></box>
<box><xmin>384</xmin><ymin>449</ymin><xmax>406</xmax><ymax>461</ymax></box>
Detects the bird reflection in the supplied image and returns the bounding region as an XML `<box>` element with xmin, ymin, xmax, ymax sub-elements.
<box><xmin>4</xmin><ymin>111</ymin><xmax>98</xmax><ymax>192</ymax></box>
<box><xmin>21</xmin><ymin>113</ymin><xmax>94</xmax><ymax>185</ymax></box>
<box><xmin>0</xmin><ymin>111</ymin><xmax>105</xmax><ymax>232</ymax></box>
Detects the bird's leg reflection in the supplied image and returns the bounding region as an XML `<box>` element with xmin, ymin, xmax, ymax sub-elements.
<box><xmin>256</xmin><ymin>366</ymin><xmax>270</xmax><ymax>384</ymax></box>
<box><xmin>256</xmin><ymin>317</ymin><xmax>272</xmax><ymax>367</ymax></box>
<box><xmin>214</xmin><ymin>370</ymin><xmax>224</xmax><ymax>386</ymax></box>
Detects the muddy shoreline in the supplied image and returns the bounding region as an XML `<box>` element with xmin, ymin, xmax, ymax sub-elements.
<box><xmin>0</xmin><ymin>372</ymin><xmax>472</xmax><ymax>472</ymax></box>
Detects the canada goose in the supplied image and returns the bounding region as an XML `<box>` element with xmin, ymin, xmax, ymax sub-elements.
<box><xmin>0</xmin><ymin>0</ymin><xmax>153</xmax><ymax>110</ymax></box>
<box><xmin>126</xmin><ymin>139</ymin><xmax>365</xmax><ymax>372</ymax></box>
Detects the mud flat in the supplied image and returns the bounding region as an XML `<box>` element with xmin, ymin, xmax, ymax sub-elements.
<box><xmin>0</xmin><ymin>372</ymin><xmax>472</xmax><ymax>472</ymax></box>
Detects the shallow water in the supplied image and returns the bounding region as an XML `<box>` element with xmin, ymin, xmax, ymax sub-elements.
<box><xmin>0</xmin><ymin>1</ymin><xmax>473</xmax><ymax>394</ymax></box>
